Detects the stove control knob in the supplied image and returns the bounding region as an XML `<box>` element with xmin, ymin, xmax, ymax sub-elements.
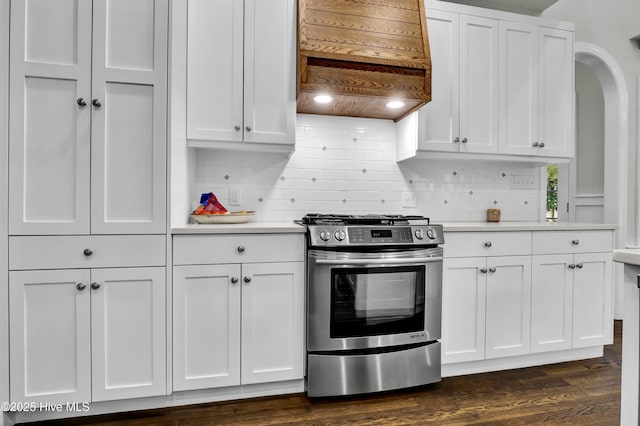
<box><xmin>426</xmin><ymin>228</ymin><xmax>436</xmax><ymax>240</ymax></box>
<box><xmin>334</xmin><ymin>230</ymin><xmax>347</xmax><ymax>241</ymax></box>
<box><xmin>319</xmin><ymin>230</ymin><xmax>331</xmax><ymax>241</ymax></box>
<box><xmin>414</xmin><ymin>229</ymin><xmax>425</xmax><ymax>240</ymax></box>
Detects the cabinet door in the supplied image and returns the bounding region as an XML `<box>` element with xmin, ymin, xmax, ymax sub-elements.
<box><xmin>243</xmin><ymin>0</ymin><xmax>296</xmax><ymax>144</ymax></box>
<box><xmin>91</xmin><ymin>0</ymin><xmax>168</xmax><ymax>234</ymax></box>
<box><xmin>572</xmin><ymin>253</ymin><xmax>613</xmax><ymax>348</ymax></box>
<box><xmin>186</xmin><ymin>0</ymin><xmax>243</xmax><ymax>141</ymax></box>
<box><xmin>241</xmin><ymin>262</ymin><xmax>304</xmax><ymax>384</ymax></box>
<box><xmin>537</xmin><ymin>27</ymin><xmax>574</xmax><ymax>157</ymax></box>
<box><xmin>531</xmin><ymin>254</ymin><xmax>573</xmax><ymax>353</ymax></box>
<box><xmin>172</xmin><ymin>264</ymin><xmax>241</xmax><ymax>391</ymax></box>
<box><xmin>9</xmin><ymin>1</ymin><xmax>92</xmax><ymax>235</ymax></box>
<box><xmin>458</xmin><ymin>15</ymin><xmax>499</xmax><ymax>154</ymax></box>
<box><xmin>442</xmin><ymin>257</ymin><xmax>487</xmax><ymax>364</ymax></box>
<box><xmin>485</xmin><ymin>256</ymin><xmax>531</xmax><ymax>359</ymax></box>
<box><xmin>418</xmin><ymin>9</ymin><xmax>459</xmax><ymax>152</ymax></box>
<box><xmin>498</xmin><ymin>21</ymin><xmax>538</xmax><ymax>155</ymax></box>
<box><xmin>91</xmin><ymin>267</ymin><xmax>166</xmax><ymax>401</ymax></box>
<box><xmin>9</xmin><ymin>270</ymin><xmax>91</xmax><ymax>404</ymax></box>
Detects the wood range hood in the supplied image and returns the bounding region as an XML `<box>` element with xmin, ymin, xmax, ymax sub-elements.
<box><xmin>297</xmin><ymin>0</ymin><xmax>432</xmax><ymax>122</ymax></box>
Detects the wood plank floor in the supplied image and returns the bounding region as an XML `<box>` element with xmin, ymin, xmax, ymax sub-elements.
<box><xmin>33</xmin><ymin>321</ymin><xmax>622</xmax><ymax>426</ymax></box>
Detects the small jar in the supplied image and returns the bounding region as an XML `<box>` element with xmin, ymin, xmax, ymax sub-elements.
<box><xmin>487</xmin><ymin>208</ymin><xmax>501</xmax><ymax>222</ymax></box>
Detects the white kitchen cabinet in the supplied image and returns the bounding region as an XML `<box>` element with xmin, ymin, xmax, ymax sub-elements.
<box><xmin>442</xmin><ymin>232</ymin><xmax>531</xmax><ymax>363</ymax></box>
<box><xmin>484</xmin><ymin>256</ymin><xmax>532</xmax><ymax>359</ymax></box>
<box><xmin>442</xmin><ymin>257</ymin><xmax>487</xmax><ymax>363</ymax></box>
<box><xmin>9</xmin><ymin>269</ymin><xmax>91</xmax><ymax>405</ymax></box>
<box><xmin>172</xmin><ymin>234</ymin><xmax>304</xmax><ymax>391</ymax></box>
<box><xmin>443</xmin><ymin>255</ymin><xmax>531</xmax><ymax>362</ymax></box>
<box><xmin>173</xmin><ymin>264</ymin><xmax>241</xmax><ymax>390</ymax></box>
<box><xmin>530</xmin><ymin>254</ymin><xmax>574</xmax><ymax>352</ymax></box>
<box><xmin>442</xmin><ymin>227</ymin><xmax>614</xmax><ymax>376</ymax></box>
<box><xmin>498</xmin><ymin>21</ymin><xmax>537</xmax><ymax>156</ymax></box>
<box><xmin>240</xmin><ymin>261</ymin><xmax>303</xmax><ymax>385</ymax></box>
<box><xmin>419</xmin><ymin>10</ymin><xmax>499</xmax><ymax>153</ymax></box>
<box><xmin>531</xmin><ymin>231</ymin><xmax>613</xmax><ymax>352</ymax></box>
<box><xmin>499</xmin><ymin>22</ymin><xmax>574</xmax><ymax>157</ymax></box>
<box><xmin>536</xmin><ymin>27</ymin><xmax>574</xmax><ymax>157</ymax></box>
<box><xmin>8</xmin><ymin>0</ymin><xmax>167</xmax><ymax>235</ymax></box>
<box><xmin>90</xmin><ymin>267</ymin><xmax>167</xmax><ymax>402</ymax></box>
<box><xmin>572</xmin><ymin>253</ymin><xmax>612</xmax><ymax>347</ymax></box>
<box><xmin>9</xmin><ymin>267</ymin><xmax>166</xmax><ymax>404</ymax></box>
<box><xmin>397</xmin><ymin>3</ymin><xmax>574</xmax><ymax>162</ymax></box>
<box><xmin>186</xmin><ymin>0</ymin><xmax>296</xmax><ymax>148</ymax></box>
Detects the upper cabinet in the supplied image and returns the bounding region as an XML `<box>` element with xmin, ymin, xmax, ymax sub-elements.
<box><xmin>418</xmin><ymin>10</ymin><xmax>499</xmax><ymax>154</ymax></box>
<box><xmin>397</xmin><ymin>1</ymin><xmax>574</xmax><ymax>162</ymax></box>
<box><xmin>186</xmin><ymin>0</ymin><xmax>296</xmax><ymax>150</ymax></box>
<box><xmin>499</xmin><ymin>23</ymin><xmax>574</xmax><ymax>157</ymax></box>
<box><xmin>8</xmin><ymin>0</ymin><xmax>168</xmax><ymax>235</ymax></box>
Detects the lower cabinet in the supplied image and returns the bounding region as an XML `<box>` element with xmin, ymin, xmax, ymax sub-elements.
<box><xmin>532</xmin><ymin>253</ymin><xmax>613</xmax><ymax>352</ymax></box>
<box><xmin>442</xmin><ymin>255</ymin><xmax>531</xmax><ymax>363</ymax></box>
<box><xmin>442</xmin><ymin>257</ymin><xmax>486</xmax><ymax>363</ymax></box>
<box><xmin>172</xmin><ymin>234</ymin><xmax>305</xmax><ymax>392</ymax></box>
<box><xmin>484</xmin><ymin>256</ymin><xmax>532</xmax><ymax>359</ymax></box>
<box><xmin>9</xmin><ymin>267</ymin><xmax>166</xmax><ymax>404</ymax></box>
<box><xmin>442</xmin><ymin>229</ymin><xmax>614</xmax><ymax>367</ymax></box>
<box><xmin>173</xmin><ymin>264</ymin><xmax>241</xmax><ymax>390</ymax></box>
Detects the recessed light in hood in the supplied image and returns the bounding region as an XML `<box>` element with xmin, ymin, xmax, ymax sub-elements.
<box><xmin>386</xmin><ymin>100</ymin><xmax>405</xmax><ymax>109</ymax></box>
<box><xmin>313</xmin><ymin>94</ymin><xmax>334</xmax><ymax>104</ymax></box>
<box><xmin>296</xmin><ymin>0</ymin><xmax>432</xmax><ymax>122</ymax></box>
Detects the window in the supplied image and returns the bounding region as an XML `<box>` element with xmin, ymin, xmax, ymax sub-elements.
<box><xmin>546</xmin><ymin>164</ymin><xmax>558</xmax><ymax>222</ymax></box>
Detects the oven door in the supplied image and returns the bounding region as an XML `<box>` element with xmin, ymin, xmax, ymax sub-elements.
<box><xmin>307</xmin><ymin>247</ymin><xmax>442</xmax><ymax>352</ymax></box>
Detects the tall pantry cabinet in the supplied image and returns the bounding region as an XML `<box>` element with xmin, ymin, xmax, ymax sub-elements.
<box><xmin>8</xmin><ymin>0</ymin><xmax>168</xmax><ymax>404</ymax></box>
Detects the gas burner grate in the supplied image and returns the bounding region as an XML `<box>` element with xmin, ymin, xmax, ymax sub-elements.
<box><xmin>301</xmin><ymin>213</ymin><xmax>430</xmax><ymax>226</ymax></box>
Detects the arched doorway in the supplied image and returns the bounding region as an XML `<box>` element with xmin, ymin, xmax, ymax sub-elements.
<box><xmin>561</xmin><ymin>42</ymin><xmax>628</xmax><ymax>318</ymax></box>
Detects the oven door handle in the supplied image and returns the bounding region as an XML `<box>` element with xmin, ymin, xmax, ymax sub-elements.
<box><xmin>315</xmin><ymin>257</ymin><xmax>443</xmax><ymax>266</ymax></box>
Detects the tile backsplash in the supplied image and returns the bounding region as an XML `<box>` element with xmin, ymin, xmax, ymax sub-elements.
<box><xmin>193</xmin><ymin>115</ymin><xmax>543</xmax><ymax>223</ymax></box>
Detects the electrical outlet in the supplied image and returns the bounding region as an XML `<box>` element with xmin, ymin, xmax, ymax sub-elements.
<box><xmin>402</xmin><ymin>192</ymin><xmax>417</xmax><ymax>208</ymax></box>
<box><xmin>229</xmin><ymin>187</ymin><xmax>241</xmax><ymax>206</ymax></box>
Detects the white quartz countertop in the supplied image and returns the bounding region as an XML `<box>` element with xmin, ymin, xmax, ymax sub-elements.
<box><xmin>172</xmin><ymin>221</ymin><xmax>616</xmax><ymax>235</ymax></box>
<box><xmin>172</xmin><ymin>222</ymin><xmax>306</xmax><ymax>234</ymax></box>
<box><xmin>442</xmin><ymin>222</ymin><xmax>618</xmax><ymax>232</ymax></box>
<box><xmin>613</xmin><ymin>249</ymin><xmax>640</xmax><ymax>266</ymax></box>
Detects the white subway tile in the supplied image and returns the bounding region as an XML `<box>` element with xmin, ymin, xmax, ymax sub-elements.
<box><xmin>191</xmin><ymin>115</ymin><xmax>544</xmax><ymax>223</ymax></box>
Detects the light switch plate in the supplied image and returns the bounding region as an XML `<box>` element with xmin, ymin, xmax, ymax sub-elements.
<box><xmin>510</xmin><ymin>175</ymin><xmax>537</xmax><ymax>189</ymax></box>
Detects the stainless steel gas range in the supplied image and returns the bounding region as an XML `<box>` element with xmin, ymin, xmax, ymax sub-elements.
<box><xmin>301</xmin><ymin>214</ymin><xmax>444</xmax><ymax>397</ymax></box>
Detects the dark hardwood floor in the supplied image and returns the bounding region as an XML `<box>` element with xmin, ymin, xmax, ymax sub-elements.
<box><xmin>33</xmin><ymin>321</ymin><xmax>622</xmax><ymax>426</ymax></box>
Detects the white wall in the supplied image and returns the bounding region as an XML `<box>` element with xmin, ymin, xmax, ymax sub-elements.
<box><xmin>575</xmin><ymin>62</ymin><xmax>605</xmax><ymax>196</ymax></box>
<box><xmin>572</xmin><ymin>62</ymin><xmax>605</xmax><ymax>224</ymax></box>
<box><xmin>191</xmin><ymin>115</ymin><xmax>542</xmax><ymax>224</ymax></box>
<box><xmin>543</xmin><ymin>0</ymin><xmax>640</xmax><ymax>245</ymax></box>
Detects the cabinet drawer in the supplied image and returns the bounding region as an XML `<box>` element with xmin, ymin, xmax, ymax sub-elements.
<box><xmin>9</xmin><ymin>235</ymin><xmax>166</xmax><ymax>270</ymax></box>
<box><xmin>444</xmin><ymin>231</ymin><xmax>531</xmax><ymax>257</ymax></box>
<box><xmin>173</xmin><ymin>234</ymin><xmax>304</xmax><ymax>265</ymax></box>
<box><xmin>532</xmin><ymin>230</ymin><xmax>613</xmax><ymax>255</ymax></box>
